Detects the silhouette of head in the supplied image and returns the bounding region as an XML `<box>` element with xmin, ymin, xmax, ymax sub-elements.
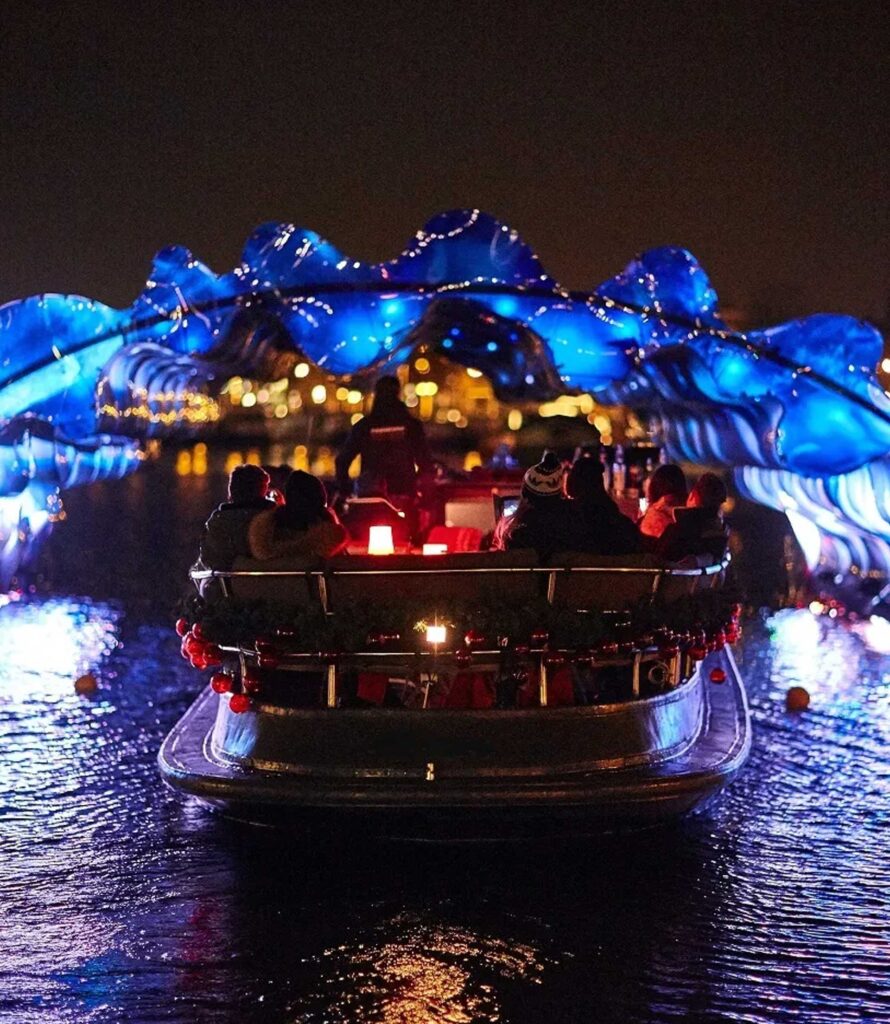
<box><xmin>228</xmin><ymin>464</ymin><xmax>270</xmax><ymax>504</ymax></box>
<box><xmin>688</xmin><ymin>472</ymin><xmax>727</xmax><ymax>513</ymax></box>
<box><xmin>373</xmin><ymin>376</ymin><xmax>402</xmax><ymax>409</ymax></box>
<box><xmin>566</xmin><ymin>456</ymin><xmax>607</xmax><ymax>502</ymax></box>
<box><xmin>647</xmin><ymin>464</ymin><xmax>688</xmax><ymax>504</ymax></box>
<box><xmin>522</xmin><ymin>450</ymin><xmax>566</xmax><ymax>500</ymax></box>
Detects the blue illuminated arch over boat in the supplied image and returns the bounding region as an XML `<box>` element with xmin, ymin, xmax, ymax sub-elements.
<box><xmin>0</xmin><ymin>208</ymin><xmax>887</xmax><ymax>583</ymax></box>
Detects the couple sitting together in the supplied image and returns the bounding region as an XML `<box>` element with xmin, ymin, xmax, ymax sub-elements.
<box><xmin>493</xmin><ymin>451</ymin><xmax>727</xmax><ymax>564</ymax></box>
<box><xmin>200</xmin><ymin>464</ymin><xmax>347</xmax><ymax>571</ymax></box>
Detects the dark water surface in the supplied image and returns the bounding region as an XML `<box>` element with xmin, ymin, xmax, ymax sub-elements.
<box><xmin>1</xmin><ymin>463</ymin><xmax>889</xmax><ymax>1023</ymax></box>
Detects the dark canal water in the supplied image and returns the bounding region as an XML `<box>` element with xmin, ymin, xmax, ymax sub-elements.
<box><xmin>1</xmin><ymin>456</ymin><xmax>889</xmax><ymax>1023</ymax></box>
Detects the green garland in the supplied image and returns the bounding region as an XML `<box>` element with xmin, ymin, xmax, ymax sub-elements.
<box><xmin>178</xmin><ymin>584</ymin><xmax>741</xmax><ymax>654</ymax></box>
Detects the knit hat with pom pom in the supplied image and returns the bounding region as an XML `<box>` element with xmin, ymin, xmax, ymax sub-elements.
<box><xmin>522</xmin><ymin>450</ymin><xmax>566</xmax><ymax>499</ymax></box>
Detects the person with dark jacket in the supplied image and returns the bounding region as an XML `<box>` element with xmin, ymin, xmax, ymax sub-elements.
<box><xmin>335</xmin><ymin>377</ymin><xmax>434</xmax><ymax>500</ymax></box>
<box><xmin>492</xmin><ymin>451</ymin><xmax>574</xmax><ymax>558</ymax></box>
<box><xmin>564</xmin><ymin>456</ymin><xmax>642</xmax><ymax>555</ymax></box>
<box><xmin>248</xmin><ymin>470</ymin><xmax>348</xmax><ymax>562</ymax></box>
<box><xmin>200</xmin><ymin>464</ymin><xmax>276</xmax><ymax>569</ymax></box>
<box><xmin>656</xmin><ymin>472</ymin><xmax>729</xmax><ymax>563</ymax></box>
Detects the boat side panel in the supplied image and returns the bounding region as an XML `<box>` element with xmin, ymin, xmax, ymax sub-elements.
<box><xmin>209</xmin><ymin>675</ymin><xmax>705</xmax><ymax>779</ymax></box>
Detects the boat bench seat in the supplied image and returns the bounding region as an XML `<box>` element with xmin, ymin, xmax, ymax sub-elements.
<box><xmin>228</xmin><ymin>556</ymin><xmax>326</xmax><ymax>605</ymax></box>
<box><xmin>203</xmin><ymin>551</ymin><xmax>728</xmax><ymax>616</ymax></box>
<box><xmin>546</xmin><ymin>552</ymin><xmax>665</xmax><ymax>612</ymax></box>
<box><xmin>323</xmin><ymin>549</ymin><xmax>541</xmax><ymax>608</ymax></box>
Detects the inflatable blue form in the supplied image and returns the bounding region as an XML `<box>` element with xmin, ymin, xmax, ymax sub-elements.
<box><xmin>0</xmin><ymin>208</ymin><xmax>886</xmax><ymax>584</ymax></box>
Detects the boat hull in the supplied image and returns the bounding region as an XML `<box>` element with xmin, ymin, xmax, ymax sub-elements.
<box><xmin>158</xmin><ymin>650</ymin><xmax>750</xmax><ymax>838</ymax></box>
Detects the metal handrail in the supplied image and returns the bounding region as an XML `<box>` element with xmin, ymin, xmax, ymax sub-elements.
<box><xmin>189</xmin><ymin>554</ymin><xmax>729</xmax><ymax>583</ymax></box>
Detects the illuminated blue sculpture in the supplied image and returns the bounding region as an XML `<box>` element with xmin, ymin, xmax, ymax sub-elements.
<box><xmin>0</xmin><ymin>208</ymin><xmax>887</xmax><ymax>584</ymax></box>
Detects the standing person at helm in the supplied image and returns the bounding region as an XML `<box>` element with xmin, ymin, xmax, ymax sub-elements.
<box><xmin>335</xmin><ymin>376</ymin><xmax>434</xmax><ymax>502</ymax></box>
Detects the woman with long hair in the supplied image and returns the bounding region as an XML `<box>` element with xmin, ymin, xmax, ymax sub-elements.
<box><xmin>248</xmin><ymin>470</ymin><xmax>348</xmax><ymax>562</ymax></box>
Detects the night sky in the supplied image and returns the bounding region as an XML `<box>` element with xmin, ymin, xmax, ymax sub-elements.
<box><xmin>1</xmin><ymin>2</ymin><xmax>886</xmax><ymax>324</ymax></box>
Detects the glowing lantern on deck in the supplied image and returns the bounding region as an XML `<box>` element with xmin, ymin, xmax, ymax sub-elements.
<box><xmin>426</xmin><ymin>624</ymin><xmax>447</xmax><ymax>645</ymax></box>
<box><xmin>368</xmin><ymin>525</ymin><xmax>394</xmax><ymax>555</ymax></box>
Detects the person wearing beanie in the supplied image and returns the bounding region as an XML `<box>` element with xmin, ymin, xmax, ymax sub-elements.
<box><xmin>492</xmin><ymin>451</ymin><xmax>574</xmax><ymax>557</ymax></box>
<box><xmin>248</xmin><ymin>470</ymin><xmax>348</xmax><ymax>562</ymax></box>
<box><xmin>200</xmin><ymin>464</ymin><xmax>276</xmax><ymax>570</ymax></box>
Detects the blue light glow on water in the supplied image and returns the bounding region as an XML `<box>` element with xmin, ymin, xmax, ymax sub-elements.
<box><xmin>1</xmin><ymin>590</ymin><xmax>888</xmax><ymax>1022</ymax></box>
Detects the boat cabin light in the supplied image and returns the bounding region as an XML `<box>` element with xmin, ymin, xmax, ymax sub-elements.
<box><xmin>426</xmin><ymin>623</ymin><xmax>447</xmax><ymax>645</ymax></box>
<box><xmin>368</xmin><ymin>525</ymin><xmax>395</xmax><ymax>555</ymax></box>
<box><xmin>422</xmin><ymin>543</ymin><xmax>448</xmax><ymax>556</ymax></box>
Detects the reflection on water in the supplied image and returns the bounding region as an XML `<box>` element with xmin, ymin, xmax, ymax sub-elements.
<box><xmin>1</xmin><ymin>468</ymin><xmax>889</xmax><ymax>1022</ymax></box>
<box><xmin>1</xmin><ymin>600</ymin><xmax>888</xmax><ymax>1023</ymax></box>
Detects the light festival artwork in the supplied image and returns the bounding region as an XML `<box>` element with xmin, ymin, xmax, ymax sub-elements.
<box><xmin>0</xmin><ymin>208</ymin><xmax>887</xmax><ymax>584</ymax></box>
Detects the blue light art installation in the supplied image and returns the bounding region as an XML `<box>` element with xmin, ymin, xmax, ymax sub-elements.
<box><xmin>0</xmin><ymin>208</ymin><xmax>886</xmax><ymax>584</ymax></box>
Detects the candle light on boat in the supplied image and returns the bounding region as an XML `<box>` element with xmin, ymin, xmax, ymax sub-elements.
<box><xmin>368</xmin><ymin>525</ymin><xmax>395</xmax><ymax>555</ymax></box>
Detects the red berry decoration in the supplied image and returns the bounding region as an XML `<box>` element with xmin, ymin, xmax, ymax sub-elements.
<box><xmin>191</xmin><ymin>622</ymin><xmax>206</xmax><ymax>641</ymax></box>
<box><xmin>211</xmin><ymin>673</ymin><xmax>232</xmax><ymax>694</ymax></box>
<box><xmin>229</xmin><ymin>693</ymin><xmax>251</xmax><ymax>714</ymax></box>
<box><xmin>175</xmin><ymin>618</ymin><xmax>189</xmax><ymax>637</ymax></box>
<box><xmin>709</xmin><ymin>667</ymin><xmax>727</xmax><ymax>684</ymax></box>
<box><xmin>454</xmin><ymin>648</ymin><xmax>473</xmax><ymax>668</ymax></box>
<box><xmin>243</xmin><ymin>675</ymin><xmax>262</xmax><ymax>696</ymax></box>
<box><xmin>184</xmin><ymin>632</ymin><xmax>205</xmax><ymax>657</ymax></box>
<box><xmin>202</xmin><ymin>644</ymin><xmax>222</xmax><ymax>667</ymax></box>
<box><xmin>180</xmin><ymin>636</ymin><xmax>191</xmax><ymax>660</ymax></box>
<box><xmin>689</xmin><ymin>645</ymin><xmax>707</xmax><ymax>660</ymax></box>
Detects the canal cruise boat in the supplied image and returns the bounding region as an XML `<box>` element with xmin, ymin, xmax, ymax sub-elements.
<box><xmin>159</xmin><ymin>496</ymin><xmax>750</xmax><ymax>838</ymax></box>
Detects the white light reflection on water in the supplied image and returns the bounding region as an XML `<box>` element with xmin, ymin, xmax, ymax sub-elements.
<box><xmin>0</xmin><ymin>598</ymin><xmax>128</xmax><ymax>1023</ymax></box>
<box><xmin>854</xmin><ymin>614</ymin><xmax>890</xmax><ymax>655</ymax></box>
<box><xmin>0</xmin><ymin>597</ymin><xmax>121</xmax><ymax>701</ymax></box>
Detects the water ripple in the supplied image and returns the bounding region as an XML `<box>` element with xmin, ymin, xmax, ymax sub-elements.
<box><xmin>0</xmin><ymin>595</ymin><xmax>888</xmax><ymax>1022</ymax></box>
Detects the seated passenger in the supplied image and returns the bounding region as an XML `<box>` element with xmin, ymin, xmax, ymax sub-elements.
<box><xmin>656</xmin><ymin>472</ymin><xmax>729</xmax><ymax>563</ymax></box>
<box><xmin>563</xmin><ymin>456</ymin><xmax>642</xmax><ymax>555</ymax></box>
<box><xmin>638</xmin><ymin>464</ymin><xmax>687</xmax><ymax>541</ymax></box>
<box><xmin>248</xmin><ymin>470</ymin><xmax>348</xmax><ymax>562</ymax></box>
<box><xmin>200</xmin><ymin>464</ymin><xmax>276</xmax><ymax>569</ymax></box>
<box><xmin>492</xmin><ymin>451</ymin><xmax>573</xmax><ymax>558</ymax></box>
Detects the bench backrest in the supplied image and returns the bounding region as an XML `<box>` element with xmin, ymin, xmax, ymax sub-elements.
<box><xmin>547</xmin><ymin>552</ymin><xmax>664</xmax><ymax>612</ymax></box>
<box><xmin>323</xmin><ymin>550</ymin><xmax>541</xmax><ymax>609</ymax></box>
<box><xmin>227</xmin><ymin>556</ymin><xmax>324</xmax><ymax>607</ymax></box>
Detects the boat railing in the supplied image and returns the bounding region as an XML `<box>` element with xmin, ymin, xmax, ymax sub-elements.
<box><xmin>187</xmin><ymin>554</ymin><xmax>730</xmax><ymax>708</ymax></box>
